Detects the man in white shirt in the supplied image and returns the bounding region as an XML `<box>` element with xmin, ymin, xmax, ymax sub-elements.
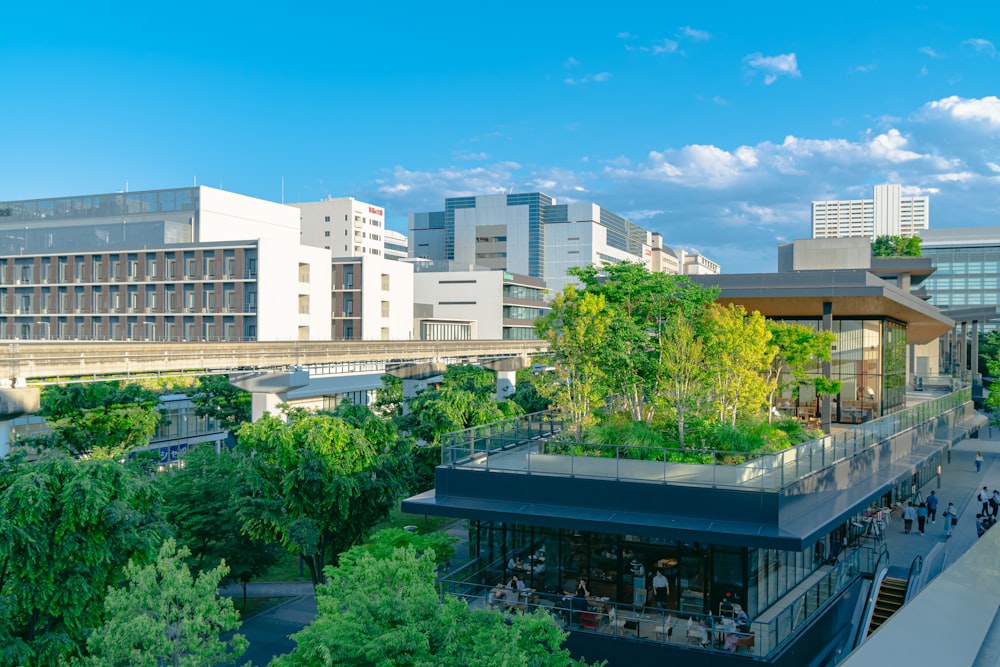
<box><xmin>652</xmin><ymin>570</ymin><xmax>669</xmax><ymax>610</ymax></box>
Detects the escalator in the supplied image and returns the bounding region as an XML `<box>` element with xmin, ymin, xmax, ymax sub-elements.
<box><xmin>866</xmin><ymin>576</ymin><xmax>907</xmax><ymax>635</ymax></box>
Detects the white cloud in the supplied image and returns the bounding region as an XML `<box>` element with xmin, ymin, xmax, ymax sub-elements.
<box><xmin>867</xmin><ymin>129</ymin><xmax>922</xmax><ymax>163</ymax></box>
<box><xmin>923</xmin><ymin>95</ymin><xmax>1000</xmax><ymax>127</ymax></box>
<box><xmin>367</xmin><ymin>96</ymin><xmax>1000</xmax><ymax>273</ymax></box>
<box><xmin>712</xmin><ymin>96</ymin><xmax>728</xmax><ymax>106</ymax></box>
<box><xmin>453</xmin><ymin>151</ymin><xmax>489</xmax><ymax>161</ymax></box>
<box><xmin>642</xmin><ymin>39</ymin><xmax>679</xmax><ymax>55</ymax></box>
<box><xmin>564</xmin><ymin>56</ymin><xmax>580</xmax><ymax>68</ymax></box>
<box><xmin>565</xmin><ymin>72</ymin><xmax>613</xmax><ymax>85</ymax></box>
<box><xmin>851</xmin><ymin>64</ymin><xmax>877</xmax><ymax>74</ymax></box>
<box><xmin>744</xmin><ymin>52</ymin><xmax>800</xmax><ymax>85</ymax></box>
<box><xmin>918</xmin><ymin>46</ymin><xmax>942</xmax><ymax>58</ymax></box>
<box><xmin>679</xmin><ymin>26</ymin><xmax>710</xmax><ymax>41</ymax></box>
<box><xmin>962</xmin><ymin>38</ymin><xmax>996</xmax><ymax>57</ymax></box>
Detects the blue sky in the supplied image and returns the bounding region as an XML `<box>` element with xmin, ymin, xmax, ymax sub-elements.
<box><xmin>3</xmin><ymin>1</ymin><xmax>999</xmax><ymax>272</ymax></box>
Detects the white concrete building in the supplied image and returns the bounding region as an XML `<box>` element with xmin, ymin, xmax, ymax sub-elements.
<box><xmin>0</xmin><ymin>186</ymin><xmax>331</xmax><ymax>342</ymax></box>
<box><xmin>412</xmin><ymin>264</ymin><xmax>547</xmax><ymax>340</ymax></box>
<box><xmin>294</xmin><ymin>197</ymin><xmax>388</xmax><ymax>258</ymax></box>
<box><xmin>812</xmin><ymin>184</ymin><xmax>929</xmax><ymax>240</ymax></box>
<box><xmin>331</xmin><ymin>254</ymin><xmax>413</xmax><ymax>340</ymax></box>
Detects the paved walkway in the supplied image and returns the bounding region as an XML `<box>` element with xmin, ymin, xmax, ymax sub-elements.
<box><xmin>880</xmin><ymin>417</ymin><xmax>999</xmax><ymax>578</ymax></box>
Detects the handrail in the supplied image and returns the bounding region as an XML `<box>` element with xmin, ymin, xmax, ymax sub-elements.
<box><xmin>903</xmin><ymin>555</ymin><xmax>923</xmax><ymax>604</ymax></box>
<box><xmin>443</xmin><ymin>387</ymin><xmax>973</xmax><ymax>492</ymax></box>
<box><xmin>854</xmin><ymin>544</ymin><xmax>891</xmax><ymax>649</ymax></box>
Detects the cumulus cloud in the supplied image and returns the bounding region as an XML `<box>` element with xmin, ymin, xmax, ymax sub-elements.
<box><xmin>962</xmin><ymin>38</ymin><xmax>996</xmax><ymax>57</ymax></box>
<box><xmin>367</xmin><ymin>96</ymin><xmax>1000</xmax><ymax>273</ymax></box>
<box><xmin>918</xmin><ymin>46</ymin><xmax>942</xmax><ymax>58</ymax></box>
<box><xmin>923</xmin><ymin>95</ymin><xmax>1000</xmax><ymax>127</ymax></box>
<box><xmin>679</xmin><ymin>26</ymin><xmax>710</xmax><ymax>41</ymax></box>
<box><xmin>744</xmin><ymin>52</ymin><xmax>800</xmax><ymax>84</ymax></box>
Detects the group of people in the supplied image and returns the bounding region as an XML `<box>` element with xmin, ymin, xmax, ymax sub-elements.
<box><xmin>901</xmin><ymin>491</ymin><xmax>961</xmax><ymax>537</ymax></box>
<box><xmin>975</xmin><ymin>486</ymin><xmax>1000</xmax><ymax>537</ymax></box>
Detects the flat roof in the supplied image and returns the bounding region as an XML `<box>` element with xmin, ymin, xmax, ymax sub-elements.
<box><xmin>690</xmin><ymin>270</ymin><xmax>954</xmax><ymax>344</ymax></box>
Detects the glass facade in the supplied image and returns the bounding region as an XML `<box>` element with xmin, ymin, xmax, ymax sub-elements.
<box><xmin>777</xmin><ymin>317</ymin><xmax>907</xmax><ymax>423</ymax></box>
<box><xmin>923</xmin><ymin>244</ymin><xmax>1000</xmax><ymax>332</ymax></box>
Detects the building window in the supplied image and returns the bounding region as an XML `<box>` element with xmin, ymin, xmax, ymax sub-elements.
<box><xmin>381</xmin><ymin>274</ymin><xmax>390</xmax><ymax>290</ymax></box>
<box><xmin>381</xmin><ymin>301</ymin><xmax>389</xmax><ymax>317</ymax></box>
<box><xmin>324</xmin><ymin>216</ymin><xmax>331</xmax><ymax>222</ymax></box>
<box><xmin>324</xmin><ymin>230</ymin><xmax>331</xmax><ymax>237</ymax></box>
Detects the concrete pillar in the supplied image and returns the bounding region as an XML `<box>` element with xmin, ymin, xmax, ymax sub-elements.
<box><xmin>230</xmin><ymin>369</ymin><xmax>309</xmax><ymax>422</ymax></box>
<box><xmin>496</xmin><ymin>370</ymin><xmax>517</xmax><ymax>399</ymax></box>
<box><xmin>0</xmin><ymin>384</ymin><xmax>41</xmax><ymax>458</ymax></box>
<box><xmin>251</xmin><ymin>392</ymin><xmax>286</xmax><ymax>422</ymax></box>
<box><xmin>972</xmin><ymin>320</ymin><xmax>980</xmax><ymax>377</ymax></box>
<box><xmin>958</xmin><ymin>322</ymin><xmax>969</xmax><ymax>375</ymax></box>
<box><xmin>0</xmin><ymin>421</ymin><xmax>11</xmax><ymax>459</ymax></box>
<box><xmin>821</xmin><ymin>302</ymin><xmax>833</xmax><ymax>431</ymax></box>
<box><xmin>401</xmin><ymin>378</ymin><xmax>435</xmax><ymax>415</ymax></box>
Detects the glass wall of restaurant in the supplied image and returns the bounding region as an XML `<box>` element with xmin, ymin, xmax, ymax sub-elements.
<box><xmin>471</xmin><ymin>522</ymin><xmax>825</xmax><ymax>619</ymax></box>
<box><xmin>779</xmin><ymin>317</ymin><xmax>907</xmax><ymax>424</ymax></box>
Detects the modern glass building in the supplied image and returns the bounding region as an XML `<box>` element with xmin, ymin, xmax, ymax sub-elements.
<box><xmin>919</xmin><ymin>227</ymin><xmax>1000</xmax><ymax>333</ymax></box>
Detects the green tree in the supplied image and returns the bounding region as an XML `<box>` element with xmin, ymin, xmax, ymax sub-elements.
<box><xmin>0</xmin><ymin>452</ymin><xmax>167</xmax><ymax>666</ymax></box>
<box><xmin>271</xmin><ymin>543</ymin><xmax>597</xmax><ymax>667</ymax></box>
<box><xmin>703</xmin><ymin>304</ymin><xmax>775</xmax><ymax>426</ymax></box>
<box><xmin>189</xmin><ymin>375</ymin><xmax>251</xmax><ymax>432</ymax></box>
<box><xmin>373</xmin><ymin>374</ymin><xmax>403</xmax><ymax>418</ymax></box>
<box><xmin>37</xmin><ymin>382</ymin><xmax>161</xmax><ymax>459</ymax></box>
<box><xmin>158</xmin><ymin>445</ymin><xmax>280</xmax><ymax>588</ymax></box>
<box><xmin>657</xmin><ymin>316</ymin><xmax>707</xmax><ymax>447</ymax></box>
<box><xmin>81</xmin><ymin>538</ymin><xmax>247</xmax><ymax>667</ymax></box>
<box><xmin>235</xmin><ymin>411</ymin><xmax>411</xmax><ymax>588</ymax></box>
<box><xmin>765</xmin><ymin>322</ymin><xmax>836</xmax><ymax>422</ymax></box>
<box><xmin>344</xmin><ymin>527</ymin><xmax>457</xmax><ymax>569</ymax></box>
<box><xmin>568</xmin><ymin>263</ymin><xmax>718</xmax><ymax>425</ymax></box>
<box><xmin>536</xmin><ymin>287</ymin><xmax>613</xmax><ymax>439</ymax></box>
<box><xmin>872</xmin><ymin>235</ymin><xmax>922</xmax><ymax>257</ymax></box>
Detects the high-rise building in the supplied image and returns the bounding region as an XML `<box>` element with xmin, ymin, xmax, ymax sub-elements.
<box><xmin>410</xmin><ymin>192</ymin><xmax>674</xmax><ymax>295</ymax></box>
<box><xmin>812</xmin><ymin>184</ymin><xmax>929</xmax><ymax>240</ymax></box>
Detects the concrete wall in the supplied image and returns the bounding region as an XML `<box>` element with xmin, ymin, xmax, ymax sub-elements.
<box><xmin>413</xmin><ymin>270</ymin><xmax>504</xmax><ymax>338</ymax></box>
<box><xmin>359</xmin><ymin>255</ymin><xmax>413</xmax><ymax>340</ymax></box>
<box><xmin>197</xmin><ymin>187</ymin><xmax>299</xmax><ymax>244</ymax></box>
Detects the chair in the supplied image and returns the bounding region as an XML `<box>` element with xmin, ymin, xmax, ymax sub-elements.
<box><xmin>606</xmin><ymin>606</ymin><xmax>628</xmax><ymax>635</ymax></box>
<box><xmin>651</xmin><ymin>614</ymin><xmax>674</xmax><ymax>642</ymax></box>
<box><xmin>686</xmin><ymin>618</ymin><xmax>706</xmax><ymax>646</ymax></box>
<box><xmin>734</xmin><ymin>632</ymin><xmax>755</xmax><ymax>655</ymax></box>
<box><xmin>579</xmin><ymin>612</ymin><xmax>598</xmax><ymax>630</ymax></box>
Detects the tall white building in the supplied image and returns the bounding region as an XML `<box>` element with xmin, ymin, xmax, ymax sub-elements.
<box><xmin>812</xmin><ymin>184</ymin><xmax>929</xmax><ymax>240</ymax></box>
<box><xmin>294</xmin><ymin>197</ymin><xmax>389</xmax><ymax>258</ymax></box>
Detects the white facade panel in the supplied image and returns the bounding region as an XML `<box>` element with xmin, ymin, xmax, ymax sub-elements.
<box><xmin>414</xmin><ymin>270</ymin><xmax>504</xmax><ymax>339</ymax></box>
<box><xmin>197</xmin><ymin>187</ymin><xmax>299</xmax><ymax>244</ymax></box>
<box><xmin>359</xmin><ymin>255</ymin><xmax>413</xmax><ymax>340</ymax></box>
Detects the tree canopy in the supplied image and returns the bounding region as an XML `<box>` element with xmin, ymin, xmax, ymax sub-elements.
<box><xmin>235</xmin><ymin>411</ymin><xmax>411</xmax><ymax>587</ymax></box>
<box><xmin>272</xmin><ymin>542</ymin><xmax>598</xmax><ymax>667</ymax></box>
<box><xmin>36</xmin><ymin>382</ymin><xmax>162</xmax><ymax>459</ymax></box>
<box><xmin>80</xmin><ymin>539</ymin><xmax>247</xmax><ymax>667</ymax></box>
<box><xmin>0</xmin><ymin>452</ymin><xmax>167</xmax><ymax>666</ymax></box>
<box><xmin>158</xmin><ymin>444</ymin><xmax>280</xmax><ymax>583</ymax></box>
<box><xmin>189</xmin><ymin>374</ymin><xmax>252</xmax><ymax>432</ymax></box>
<box><xmin>872</xmin><ymin>235</ymin><xmax>922</xmax><ymax>257</ymax></box>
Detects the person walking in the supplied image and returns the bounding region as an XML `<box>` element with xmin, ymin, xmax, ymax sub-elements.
<box><xmin>927</xmin><ymin>490</ymin><xmax>939</xmax><ymax>523</ymax></box>
<box><xmin>652</xmin><ymin>569</ymin><xmax>669</xmax><ymax>610</ymax></box>
<box><xmin>902</xmin><ymin>501</ymin><xmax>917</xmax><ymax>534</ymax></box>
<box><xmin>976</xmin><ymin>451</ymin><xmax>984</xmax><ymax>473</ymax></box>
<box><xmin>942</xmin><ymin>502</ymin><xmax>957</xmax><ymax>538</ymax></box>
<box><xmin>980</xmin><ymin>487</ymin><xmax>991</xmax><ymax>515</ymax></box>
<box><xmin>917</xmin><ymin>502</ymin><xmax>928</xmax><ymax>535</ymax></box>
<box><xmin>991</xmin><ymin>490</ymin><xmax>1000</xmax><ymax>519</ymax></box>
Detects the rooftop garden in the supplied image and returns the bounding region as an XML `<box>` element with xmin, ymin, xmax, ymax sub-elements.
<box><xmin>531</xmin><ymin>263</ymin><xmax>837</xmax><ymax>464</ymax></box>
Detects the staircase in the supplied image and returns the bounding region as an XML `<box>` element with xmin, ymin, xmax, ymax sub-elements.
<box><xmin>867</xmin><ymin>576</ymin><xmax>907</xmax><ymax>635</ymax></box>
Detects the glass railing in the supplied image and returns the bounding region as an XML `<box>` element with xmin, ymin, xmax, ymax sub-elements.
<box><xmin>442</xmin><ymin>388</ymin><xmax>972</xmax><ymax>492</ymax></box>
<box><xmin>440</xmin><ymin>549</ymin><xmax>861</xmax><ymax>659</ymax></box>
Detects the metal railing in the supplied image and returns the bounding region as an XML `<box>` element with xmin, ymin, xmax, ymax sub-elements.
<box><xmin>440</xmin><ymin>549</ymin><xmax>861</xmax><ymax>659</ymax></box>
<box><xmin>442</xmin><ymin>388</ymin><xmax>972</xmax><ymax>492</ymax></box>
